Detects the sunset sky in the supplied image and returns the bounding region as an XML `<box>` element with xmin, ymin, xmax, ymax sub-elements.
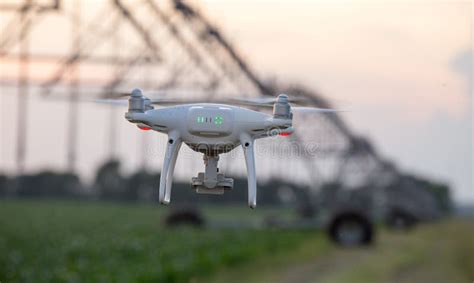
<box><xmin>200</xmin><ymin>0</ymin><xmax>473</xmax><ymax>203</ymax></box>
<box><xmin>0</xmin><ymin>0</ymin><xmax>472</xmax><ymax>203</ymax></box>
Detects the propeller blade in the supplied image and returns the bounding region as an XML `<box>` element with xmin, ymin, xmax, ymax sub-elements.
<box><xmin>148</xmin><ymin>98</ymin><xmax>228</xmax><ymax>105</ymax></box>
<box><xmin>104</xmin><ymin>91</ymin><xmax>128</xmax><ymax>98</ymax></box>
<box><xmin>229</xmin><ymin>96</ymin><xmax>312</xmax><ymax>107</ymax></box>
<box><xmin>100</xmin><ymin>90</ymin><xmax>345</xmax><ymax>113</ymax></box>
<box><xmin>148</xmin><ymin>97</ymin><xmax>270</xmax><ymax>107</ymax></box>
<box><xmin>107</xmin><ymin>90</ymin><xmax>172</xmax><ymax>99</ymax></box>
<box><xmin>232</xmin><ymin>97</ymin><xmax>275</xmax><ymax>105</ymax></box>
<box><xmin>42</xmin><ymin>94</ymin><xmax>128</xmax><ymax>106</ymax></box>
<box><xmin>94</xmin><ymin>99</ymin><xmax>128</xmax><ymax>106</ymax></box>
<box><xmin>292</xmin><ymin>106</ymin><xmax>344</xmax><ymax>113</ymax></box>
<box><xmin>227</xmin><ymin>99</ymin><xmax>273</xmax><ymax>108</ymax></box>
<box><xmin>105</xmin><ymin>89</ymin><xmax>244</xmax><ymax>99</ymax></box>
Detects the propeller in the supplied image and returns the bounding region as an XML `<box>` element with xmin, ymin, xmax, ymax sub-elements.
<box><xmin>291</xmin><ymin>107</ymin><xmax>342</xmax><ymax>113</ymax></box>
<box><xmin>228</xmin><ymin>96</ymin><xmax>314</xmax><ymax>107</ymax></box>
<box><xmin>106</xmin><ymin>89</ymin><xmax>312</xmax><ymax>104</ymax></box>
<box><xmin>96</xmin><ymin>97</ymin><xmax>233</xmax><ymax>106</ymax></box>
<box><xmin>104</xmin><ymin>89</ymin><xmax>244</xmax><ymax>106</ymax></box>
<box><xmin>94</xmin><ymin>99</ymin><xmax>128</xmax><ymax>106</ymax></box>
<box><xmin>97</xmin><ymin>89</ymin><xmax>344</xmax><ymax>113</ymax></box>
<box><xmin>230</xmin><ymin>94</ymin><xmax>343</xmax><ymax>114</ymax></box>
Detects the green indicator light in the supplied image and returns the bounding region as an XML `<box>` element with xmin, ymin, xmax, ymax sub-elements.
<box><xmin>197</xmin><ymin>116</ymin><xmax>205</xmax><ymax>123</ymax></box>
<box><xmin>214</xmin><ymin>116</ymin><xmax>223</xmax><ymax>125</ymax></box>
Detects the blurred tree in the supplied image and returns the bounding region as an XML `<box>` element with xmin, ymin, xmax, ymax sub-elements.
<box><xmin>94</xmin><ymin>159</ymin><xmax>126</xmax><ymax>200</ymax></box>
<box><xmin>125</xmin><ymin>170</ymin><xmax>158</xmax><ymax>201</ymax></box>
<box><xmin>15</xmin><ymin>172</ymin><xmax>81</xmax><ymax>198</ymax></box>
<box><xmin>0</xmin><ymin>174</ymin><xmax>9</xmax><ymax>197</ymax></box>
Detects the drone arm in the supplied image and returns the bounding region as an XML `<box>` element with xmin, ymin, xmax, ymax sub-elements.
<box><xmin>159</xmin><ymin>132</ymin><xmax>181</xmax><ymax>205</ymax></box>
<box><xmin>240</xmin><ymin>135</ymin><xmax>257</xmax><ymax>209</ymax></box>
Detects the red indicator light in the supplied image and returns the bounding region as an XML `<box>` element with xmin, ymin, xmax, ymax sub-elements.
<box><xmin>138</xmin><ymin>126</ymin><xmax>151</xmax><ymax>131</ymax></box>
<box><xmin>279</xmin><ymin>132</ymin><xmax>291</xmax><ymax>137</ymax></box>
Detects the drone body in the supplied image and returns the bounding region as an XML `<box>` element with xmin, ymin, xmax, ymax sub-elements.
<box><xmin>125</xmin><ymin>89</ymin><xmax>294</xmax><ymax>208</ymax></box>
<box><xmin>111</xmin><ymin>88</ymin><xmax>339</xmax><ymax>208</ymax></box>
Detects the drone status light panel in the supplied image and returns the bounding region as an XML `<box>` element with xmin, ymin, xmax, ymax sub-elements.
<box><xmin>187</xmin><ymin>106</ymin><xmax>233</xmax><ymax>136</ymax></box>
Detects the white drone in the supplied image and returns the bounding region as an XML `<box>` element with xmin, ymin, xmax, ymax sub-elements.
<box><xmin>104</xmin><ymin>88</ymin><xmax>338</xmax><ymax>208</ymax></box>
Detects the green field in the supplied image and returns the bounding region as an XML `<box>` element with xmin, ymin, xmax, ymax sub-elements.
<box><xmin>1</xmin><ymin>200</ymin><xmax>473</xmax><ymax>283</ymax></box>
<box><xmin>0</xmin><ymin>200</ymin><xmax>324</xmax><ymax>283</ymax></box>
<box><xmin>206</xmin><ymin>219</ymin><xmax>474</xmax><ymax>283</ymax></box>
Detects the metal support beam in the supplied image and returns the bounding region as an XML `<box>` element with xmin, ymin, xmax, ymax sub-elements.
<box><xmin>15</xmin><ymin>1</ymin><xmax>32</xmax><ymax>174</ymax></box>
<box><xmin>173</xmin><ymin>0</ymin><xmax>273</xmax><ymax>95</ymax></box>
<box><xmin>113</xmin><ymin>0</ymin><xmax>161</xmax><ymax>61</ymax></box>
<box><xmin>66</xmin><ymin>0</ymin><xmax>81</xmax><ymax>171</ymax></box>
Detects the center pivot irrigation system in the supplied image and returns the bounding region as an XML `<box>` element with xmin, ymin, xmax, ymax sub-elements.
<box><xmin>1</xmin><ymin>0</ymin><xmax>395</xmax><ymax>193</ymax></box>
<box><xmin>1</xmin><ymin>0</ymin><xmax>446</xmax><ymax>244</ymax></box>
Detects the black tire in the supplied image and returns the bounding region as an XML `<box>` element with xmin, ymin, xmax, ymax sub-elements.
<box><xmin>164</xmin><ymin>207</ymin><xmax>205</xmax><ymax>228</ymax></box>
<box><xmin>328</xmin><ymin>212</ymin><xmax>374</xmax><ymax>247</ymax></box>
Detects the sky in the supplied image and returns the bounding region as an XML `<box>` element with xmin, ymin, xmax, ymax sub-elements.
<box><xmin>197</xmin><ymin>0</ymin><xmax>473</xmax><ymax>203</ymax></box>
<box><xmin>0</xmin><ymin>0</ymin><xmax>473</xmax><ymax>203</ymax></box>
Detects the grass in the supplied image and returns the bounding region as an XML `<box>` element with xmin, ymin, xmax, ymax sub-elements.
<box><xmin>206</xmin><ymin>219</ymin><xmax>474</xmax><ymax>283</ymax></box>
<box><xmin>200</xmin><ymin>231</ymin><xmax>333</xmax><ymax>283</ymax></box>
<box><xmin>0</xmin><ymin>200</ymin><xmax>321</xmax><ymax>283</ymax></box>
<box><xmin>2</xmin><ymin>200</ymin><xmax>472</xmax><ymax>283</ymax></box>
<box><xmin>315</xmin><ymin>220</ymin><xmax>474</xmax><ymax>283</ymax></box>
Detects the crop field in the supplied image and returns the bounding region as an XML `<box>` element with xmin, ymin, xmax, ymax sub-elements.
<box><xmin>207</xmin><ymin>220</ymin><xmax>474</xmax><ymax>283</ymax></box>
<box><xmin>0</xmin><ymin>200</ymin><xmax>323</xmax><ymax>283</ymax></box>
<box><xmin>1</xmin><ymin>200</ymin><xmax>473</xmax><ymax>283</ymax></box>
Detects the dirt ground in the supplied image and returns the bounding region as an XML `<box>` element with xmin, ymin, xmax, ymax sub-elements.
<box><xmin>206</xmin><ymin>220</ymin><xmax>474</xmax><ymax>283</ymax></box>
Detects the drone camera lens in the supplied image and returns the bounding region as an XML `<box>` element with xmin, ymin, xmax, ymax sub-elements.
<box><xmin>169</xmin><ymin>139</ymin><xmax>174</xmax><ymax>144</ymax></box>
<box><xmin>244</xmin><ymin>142</ymin><xmax>250</xmax><ymax>147</ymax></box>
